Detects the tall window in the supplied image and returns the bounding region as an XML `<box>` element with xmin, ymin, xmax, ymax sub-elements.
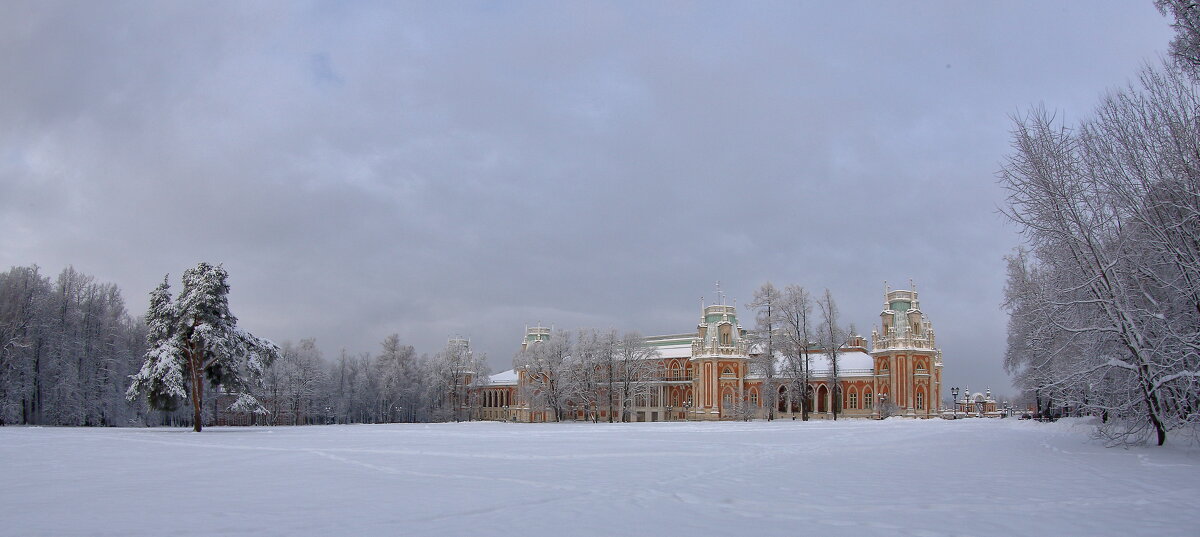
<box><xmin>749</xmin><ymin>389</ymin><xmax>759</xmax><ymax>407</ymax></box>
<box><xmin>916</xmin><ymin>392</ymin><xmax>924</xmax><ymax>410</ymax></box>
<box><xmin>864</xmin><ymin>391</ymin><xmax>873</xmax><ymax>409</ymax></box>
<box><xmin>848</xmin><ymin>392</ymin><xmax>858</xmax><ymax>409</ymax></box>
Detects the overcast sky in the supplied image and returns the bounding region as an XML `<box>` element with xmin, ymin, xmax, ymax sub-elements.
<box><xmin>0</xmin><ymin>1</ymin><xmax>1177</xmax><ymax>397</ymax></box>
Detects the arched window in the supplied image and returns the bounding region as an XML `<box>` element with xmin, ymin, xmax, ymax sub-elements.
<box><xmin>722</xmin><ymin>388</ymin><xmax>734</xmax><ymax>409</ymax></box>
<box><xmin>722</xmin><ymin>366</ymin><xmax>734</xmax><ymax>377</ymax></box>
<box><xmin>848</xmin><ymin>391</ymin><xmax>858</xmax><ymax>409</ymax></box>
<box><xmin>670</xmin><ymin>361</ymin><xmax>681</xmax><ymax>380</ymax></box>
<box><xmin>749</xmin><ymin>389</ymin><xmax>760</xmax><ymax>407</ymax></box>
<box><xmin>778</xmin><ymin>385</ymin><xmax>788</xmax><ymax>412</ymax></box>
<box><xmin>864</xmin><ymin>390</ymin><xmax>873</xmax><ymax>409</ymax></box>
<box><xmin>916</xmin><ymin>391</ymin><xmax>925</xmax><ymax>410</ymax></box>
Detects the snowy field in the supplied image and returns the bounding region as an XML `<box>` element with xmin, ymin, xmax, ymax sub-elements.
<box><xmin>2</xmin><ymin>418</ymin><xmax>1197</xmax><ymax>536</ymax></box>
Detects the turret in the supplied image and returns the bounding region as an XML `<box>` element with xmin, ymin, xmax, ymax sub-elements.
<box><xmin>521</xmin><ymin>324</ymin><xmax>552</xmax><ymax>351</ymax></box>
<box><xmin>692</xmin><ymin>303</ymin><xmax>747</xmax><ymax>357</ymax></box>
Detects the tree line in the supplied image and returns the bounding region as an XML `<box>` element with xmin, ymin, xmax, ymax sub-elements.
<box><xmin>0</xmin><ymin>265</ymin><xmax>145</xmax><ymax>426</ymax></box>
<box><xmin>0</xmin><ymin>263</ymin><xmax>490</xmax><ymax>427</ymax></box>
<box><xmin>514</xmin><ymin>329</ymin><xmax>660</xmax><ymax>423</ymax></box>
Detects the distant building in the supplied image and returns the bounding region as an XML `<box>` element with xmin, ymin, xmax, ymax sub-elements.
<box><xmin>955</xmin><ymin>387</ymin><xmax>1001</xmax><ymax>418</ymax></box>
<box><xmin>477</xmin><ymin>284</ymin><xmax>944</xmax><ymax>421</ymax></box>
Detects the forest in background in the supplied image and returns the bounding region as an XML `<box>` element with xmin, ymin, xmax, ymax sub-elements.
<box><xmin>0</xmin><ymin>264</ymin><xmax>488</xmax><ymax>427</ymax></box>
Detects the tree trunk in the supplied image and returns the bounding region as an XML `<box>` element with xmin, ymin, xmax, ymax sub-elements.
<box><xmin>188</xmin><ymin>344</ymin><xmax>203</xmax><ymax>433</ymax></box>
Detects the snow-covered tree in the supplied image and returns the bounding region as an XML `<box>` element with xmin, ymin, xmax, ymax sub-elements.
<box><xmin>1000</xmin><ymin>60</ymin><xmax>1200</xmax><ymax>445</ymax></box>
<box><xmin>428</xmin><ymin>338</ymin><xmax>489</xmax><ymax>422</ymax></box>
<box><xmin>328</xmin><ymin>350</ymin><xmax>380</xmax><ymax>424</ymax></box>
<box><xmin>127</xmin><ymin>263</ymin><xmax>280</xmax><ymax>432</ymax></box>
<box><xmin>514</xmin><ymin>331</ymin><xmax>573</xmax><ymax>421</ymax></box>
<box><xmin>568</xmin><ymin>329</ymin><xmax>611</xmax><ymax>422</ymax></box>
<box><xmin>374</xmin><ymin>334</ymin><xmax>421</xmax><ymax>422</ymax></box>
<box><xmin>278</xmin><ymin>338</ymin><xmax>326</xmax><ymax>425</ymax></box>
<box><xmin>0</xmin><ymin>265</ymin><xmax>144</xmax><ymax>426</ymax></box>
<box><xmin>1157</xmin><ymin>0</ymin><xmax>1200</xmax><ymax>77</ymax></box>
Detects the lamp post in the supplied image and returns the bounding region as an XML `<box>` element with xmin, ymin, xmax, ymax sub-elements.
<box><xmin>878</xmin><ymin>393</ymin><xmax>887</xmax><ymax>420</ymax></box>
<box><xmin>951</xmin><ymin>387</ymin><xmax>961</xmax><ymax>419</ymax></box>
<box><xmin>666</xmin><ymin>404</ymin><xmax>673</xmax><ymax>422</ymax></box>
<box><xmin>683</xmin><ymin>399</ymin><xmax>692</xmax><ymax>422</ymax></box>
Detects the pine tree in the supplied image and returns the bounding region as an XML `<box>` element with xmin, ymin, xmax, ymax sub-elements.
<box><xmin>127</xmin><ymin>263</ymin><xmax>279</xmax><ymax>431</ymax></box>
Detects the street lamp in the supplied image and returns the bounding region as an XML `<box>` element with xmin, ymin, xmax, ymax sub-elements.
<box><xmin>878</xmin><ymin>393</ymin><xmax>887</xmax><ymax>420</ymax></box>
<box><xmin>683</xmin><ymin>399</ymin><xmax>692</xmax><ymax>422</ymax></box>
<box><xmin>503</xmin><ymin>405</ymin><xmax>509</xmax><ymax>422</ymax></box>
<box><xmin>666</xmin><ymin>404</ymin><xmax>673</xmax><ymax>422</ymax></box>
<box><xmin>950</xmin><ymin>386</ymin><xmax>959</xmax><ymax>419</ymax></box>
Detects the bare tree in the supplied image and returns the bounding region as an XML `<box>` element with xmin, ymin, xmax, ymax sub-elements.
<box><xmin>614</xmin><ymin>331</ymin><xmax>659</xmax><ymax>422</ymax></box>
<box><xmin>817</xmin><ymin>289</ymin><xmax>845</xmax><ymax>421</ymax></box>
<box><xmin>748</xmin><ymin>282</ymin><xmax>782</xmax><ymax>420</ymax></box>
<box><xmin>779</xmin><ymin>285</ymin><xmax>815</xmax><ymax>421</ymax></box>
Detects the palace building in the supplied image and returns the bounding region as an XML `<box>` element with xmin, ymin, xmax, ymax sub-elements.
<box><xmin>477</xmin><ymin>285</ymin><xmax>943</xmax><ymax>422</ymax></box>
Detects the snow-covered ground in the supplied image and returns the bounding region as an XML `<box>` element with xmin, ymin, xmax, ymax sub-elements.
<box><xmin>2</xmin><ymin>418</ymin><xmax>1197</xmax><ymax>536</ymax></box>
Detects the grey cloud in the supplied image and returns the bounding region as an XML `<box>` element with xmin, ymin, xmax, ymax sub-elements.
<box><xmin>0</xmin><ymin>1</ymin><xmax>1176</xmax><ymax>396</ymax></box>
